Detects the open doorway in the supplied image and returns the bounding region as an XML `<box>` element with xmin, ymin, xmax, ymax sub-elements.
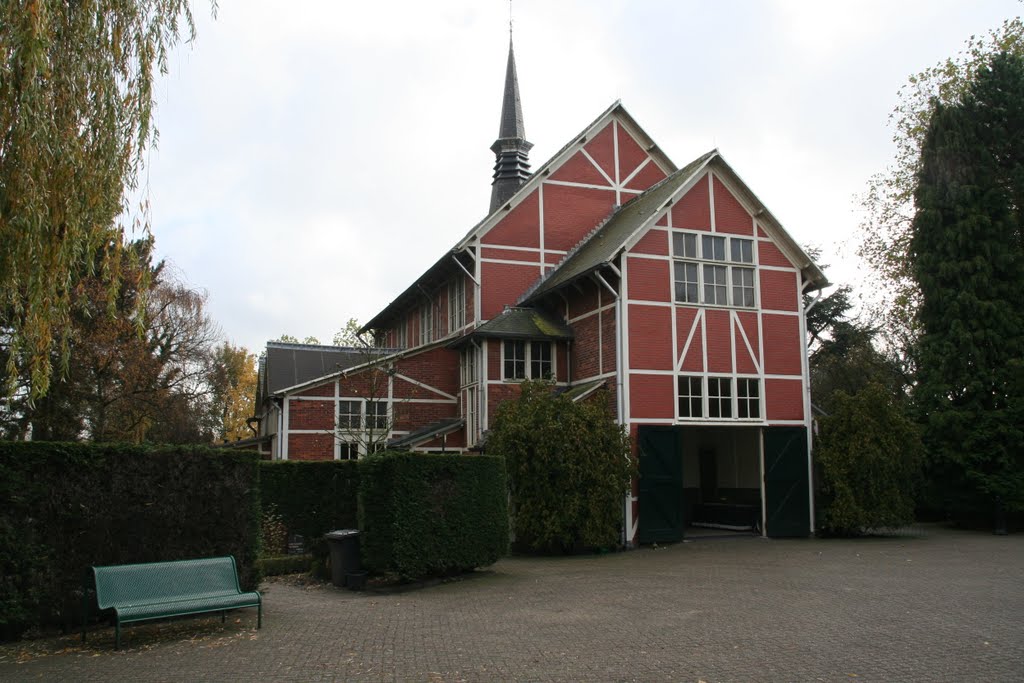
<box><xmin>682</xmin><ymin>427</ymin><xmax>762</xmax><ymax>537</ymax></box>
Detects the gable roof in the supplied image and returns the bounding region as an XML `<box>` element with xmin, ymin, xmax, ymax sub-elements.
<box><xmin>519</xmin><ymin>151</ymin><xmax>829</xmax><ymax>305</ymax></box>
<box><xmin>519</xmin><ymin>151</ymin><xmax>717</xmax><ymax>303</ymax></box>
<box><xmin>261</xmin><ymin>342</ymin><xmax>366</xmax><ymax>398</ymax></box>
<box><xmin>362</xmin><ymin>101</ymin><xmax>675</xmax><ymax>333</ymax></box>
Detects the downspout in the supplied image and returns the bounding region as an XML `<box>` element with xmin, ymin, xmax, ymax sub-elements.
<box><xmin>799</xmin><ymin>278</ymin><xmax>819</xmax><ymax>534</ymax></box>
<box><xmin>275</xmin><ymin>397</ymin><xmax>285</xmax><ymax>460</ymax></box>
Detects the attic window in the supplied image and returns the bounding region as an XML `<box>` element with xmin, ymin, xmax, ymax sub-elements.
<box><xmin>672</xmin><ymin>230</ymin><xmax>756</xmax><ymax>309</ymax></box>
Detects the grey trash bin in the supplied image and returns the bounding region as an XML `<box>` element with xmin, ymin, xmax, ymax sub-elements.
<box><xmin>324</xmin><ymin>529</ymin><xmax>361</xmax><ymax>587</ymax></box>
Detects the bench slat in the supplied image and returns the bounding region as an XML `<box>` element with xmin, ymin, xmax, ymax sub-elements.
<box><xmin>84</xmin><ymin>555</ymin><xmax>261</xmax><ymax>649</ymax></box>
<box><xmin>116</xmin><ymin>592</ymin><xmax>262</xmax><ymax>623</ymax></box>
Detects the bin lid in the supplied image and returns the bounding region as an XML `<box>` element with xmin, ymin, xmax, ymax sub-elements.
<box><xmin>324</xmin><ymin>529</ymin><xmax>360</xmax><ymax>540</ymax></box>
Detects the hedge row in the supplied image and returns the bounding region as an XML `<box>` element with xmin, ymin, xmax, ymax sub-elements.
<box><xmin>359</xmin><ymin>453</ymin><xmax>508</xmax><ymax>580</ymax></box>
<box><xmin>0</xmin><ymin>442</ymin><xmax>260</xmax><ymax>640</ymax></box>
<box><xmin>259</xmin><ymin>460</ymin><xmax>359</xmax><ymax>570</ymax></box>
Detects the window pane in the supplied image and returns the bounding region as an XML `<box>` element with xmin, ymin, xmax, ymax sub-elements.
<box><xmin>704</xmin><ymin>265</ymin><xmax>728</xmax><ymax>304</ymax></box>
<box><xmin>530</xmin><ymin>341</ymin><xmax>552</xmax><ymax>379</ymax></box>
<box><xmin>677</xmin><ymin>375</ymin><xmax>703</xmax><ymax>418</ymax></box>
<box><xmin>672</xmin><ymin>232</ymin><xmax>697</xmax><ymax>258</ymax></box>
<box><xmin>730</xmin><ymin>238</ymin><xmax>753</xmax><ymax>263</ymax></box>
<box><xmin>368</xmin><ymin>401</ymin><xmax>388</xmax><ymax>429</ymax></box>
<box><xmin>737</xmin><ymin>379</ymin><xmax>760</xmax><ymax>419</ymax></box>
<box><xmin>702</xmin><ymin>235</ymin><xmax>726</xmax><ymax>261</ymax></box>
<box><xmin>732</xmin><ymin>267</ymin><xmax>755</xmax><ymax>307</ymax></box>
<box><xmin>673</xmin><ymin>261</ymin><xmax>700</xmax><ymax>303</ymax></box>
<box><xmin>504</xmin><ymin>340</ymin><xmax>526</xmax><ymax>380</ymax></box>
<box><xmin>338</xmin><ymin>401</ymin><xmax>360</xmax><ymax>429</ymax></box>
<box><xmin>708</xmin><ymin>377</ymin><xmax>732</xmax><ymax>418</ymax></box>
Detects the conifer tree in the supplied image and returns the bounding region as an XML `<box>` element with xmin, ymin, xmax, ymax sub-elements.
<box><xmin>910</xmin><ymin>52</ymin><xmax>1024</xmax><ymax>518</ymax></box>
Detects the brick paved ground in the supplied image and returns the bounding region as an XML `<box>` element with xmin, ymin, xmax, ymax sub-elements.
<box><xmin>1</xmin><ymin>525</ymin><xmax>1022</xmax><ymax>682</ymax></box>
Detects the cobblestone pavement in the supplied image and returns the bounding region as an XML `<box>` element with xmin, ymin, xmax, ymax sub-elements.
<box><xmin>2</xmin><ymin>526</ymin><xmax>1022</xmax><ymax>682</ymax></box>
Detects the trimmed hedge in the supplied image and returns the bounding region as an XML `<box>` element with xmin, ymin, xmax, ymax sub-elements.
<box><xmin>0</xmin><ymin>442</ymin><xmax>260</xmax><ymax>641</ymax></box>
<box><xmin>358</xmin><ymin>452</ymin><xmax>508</xmax><ymax>580</ymax></box>
<box><xmin>487</xmin><ymin>381</ymin><xmax>634</xmax><ymax>553</ymax></box>
<box><xmin>259</xmin><ymin>461</ymin><xmax>359</xmax><ymax>572</ymax></box>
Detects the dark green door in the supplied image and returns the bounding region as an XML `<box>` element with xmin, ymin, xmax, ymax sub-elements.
<box><xmin>637</xmin><ymin>426</ymin><xmax>683</xmax><ymax>543</ymax></box>
<box><xmin>763</xmin><ymin>427</ymin><xmax>810</xmax><ymax>537</ymax></box>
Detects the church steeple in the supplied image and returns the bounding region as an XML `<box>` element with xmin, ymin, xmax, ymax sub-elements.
<box><xmin>489</xmin><ymin>38</ymin><xmax>533</xmax><ymax>213</ymax></box>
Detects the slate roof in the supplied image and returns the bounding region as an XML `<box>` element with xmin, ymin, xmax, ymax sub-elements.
<box><xmin>448</xmin><ymin>306</ymin><xmax>573</xmax><ymax>348</ymax></box>
<box><xmin>258</xmin><ymin>342</ymin><xmax>398</xmax><ymax>401</ymax></box>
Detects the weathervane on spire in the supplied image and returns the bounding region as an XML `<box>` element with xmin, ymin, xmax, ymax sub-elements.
<box><xmin>509</xmin><ymin>0</ymin><xmax>513</xmax><ymax>39</ymax></box>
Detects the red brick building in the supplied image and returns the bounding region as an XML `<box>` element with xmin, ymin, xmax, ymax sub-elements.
<box><xmin>252</xmin><ymin>40</ymin><xmax>828</xmax><ymax>542</ymax></box>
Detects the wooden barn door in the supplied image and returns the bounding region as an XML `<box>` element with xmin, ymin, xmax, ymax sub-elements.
<box><xmin>637</xmin><ymin>426</ymin><xmax>684</xmax><ymax>543</ymax></box>
<box><xmin>763</xmin><ymin>427</ymin><xmax>811</xmax><ymax>537</ymax></box>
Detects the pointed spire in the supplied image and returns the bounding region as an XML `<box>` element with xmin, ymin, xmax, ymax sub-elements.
<box><xmin>489</xmin><ymin>37</ymin><xmax>533</xmax><ymax>213</ymax></box>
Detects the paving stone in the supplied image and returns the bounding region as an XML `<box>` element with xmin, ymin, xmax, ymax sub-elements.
<box><xmin>1</xmin><ymin>525</ymin><xmax>1022</xmax><ymax>681</ymax></box>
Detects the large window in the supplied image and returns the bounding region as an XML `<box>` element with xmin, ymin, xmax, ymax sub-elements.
<box><xmin>677</xmin><ymin>376</ymin><xmax>761</xmax><ymax>420</ymax></box>
<box><xmin>339</xmin><ymin>442</ymin><xmax>359</xmax><ymax>460</ymax></box>
<box><xmin>737</xmin><ymin>378</ymin><xmax>761</xmax><ymax>419</ymax></box>
<box><xmin>672</xmin><ymin>232</ymin><xmax>756</xmax><ymax>308</ymax></box>
<box><xmin>448</xmin><ymin>277</ymin><xmax>465</xmax><ymax>333</ymax></box>
<box><xmin>338</xmin><ymin>400</ymin><xmax>360</xmax><ymax>429</ymax></box>
<box><xmin>707</xmin><ymin>377</ymin><xmax>732</xmax><ymax>418</ymax></box>
<box><xmin>419</xmin><ymin>302</ymin><xmax>434</xmax><ymax>345</ymax></box>
<box><xmin>461</xmin><ymin>347</ymin><xmax>478</xmax><ymax>386</ymax></box>
<box><xmin>395</xmin><ymin>320</ymin><xmax>407</xmax><ymax>349</ymax></box>
<box><xmin>338</xmin><ymin>399</ymin><xmax>389</xmax><ymax>430</ymax></box>
<box><xmin>367</xmin><ymin>401</ymin><xmax>388</xmax><ymax>430</ymax></box>
<box><xmin>678</xmin><ymin>376</ymin><xmax>703</xmax><ymax>417</ymax></box>
<box><xmin>503</xmin><ymin>340</ymin><xmax>553</xmax><ymax>381</ymax></box>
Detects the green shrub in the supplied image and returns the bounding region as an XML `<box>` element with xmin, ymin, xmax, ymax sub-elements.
<box><xmin>0</xmin><ymin>442</ymin><xmax>260</xmax><ymax>640</ymax></box>
<box><xmin>259</xmin><ymin>460</ymin><xmax>359</xmax><ymax>570</ymax></box>
<box><xmin>814</xmin><ymin>383</ymin><xmax>924</xmax><ymax>535</ymax></box>
<box><xmin>487</xmin><ymin>381</ymin><xmax>634</xmax><ymax>553</ymax></box>
<box><xmin>358</xmin><ymin>452</ymin><xmax>508</xmax><ymax>580</ymax></box>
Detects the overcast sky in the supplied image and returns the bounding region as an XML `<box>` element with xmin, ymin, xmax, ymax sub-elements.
<box><xmin>143</xmin><ymin>0</ymin><xmax>1022</xmax><ymax>354</ymax></box>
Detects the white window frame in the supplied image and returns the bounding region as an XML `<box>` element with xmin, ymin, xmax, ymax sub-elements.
<box><xmin>737</xmin><ymin>378</ymin><xmax>761</xmax><ymax>419</ymax></box>
<box><xmin>676</xmin><ymin>376</ymin><xmax>763</xmax><ymax>421</ymax></box>
<box><xmin>395</xmin><ymin>319</ymin><xmax>407</xmax><ymax>349</ymax></box>
<box><xmin>707</xmin><ymin>376</ymin><xmax>733</xmax><ymax>418</ymax></box>
<box><xmin>337</xmin><ymin>399</ymin><xmax>390</xmax><ymax>431</ymax></box>
<box><xmin>419</xmin><ymin>302</ymin><xmax>434</xmax><ymax>345</ymax></box>
<box><xmin>461</xmin><ymin>347</ymin><xmax>478</xmax><ymax>387</ymax></box>
<box><xmin>671</xmin><ymin>231</ymin><xmax>757</xmax><ymax>309</ymax></box>
<box><xmin>338</xmin><ymin>400</ymin><xmax>361</xmax><ymax>429</ymax></box>
<box><xmin>448</xmin><ymin>277</ymin><xmax>465</xmax><ymax>333</ymax></box>
<box><xmin>338</xmin><ymin>442</ymin><xmax>359</xmax><ymax>460</ymax></box>
<box><xmin>502</xmin><ymin>340</ymin><xmax>554</xmax><ymax>381</ymax></box>
<box><xmin>677</xmin><ymin>375</ymin><xmax>703</xmax><ymax>418</ymax></box>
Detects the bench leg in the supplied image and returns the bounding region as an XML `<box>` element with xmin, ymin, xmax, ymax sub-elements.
<box><xmin>115</xmin><ymin>621</ymin><xmax>121</xmax><ymax>650</ymax></box>
<box><xmin>258</xmin><ymin>602</ymin><xmax>262</xmax><ymax>629</ymax></box>
<box><xmin>221</xmin><ymin>611</ymin><xmax>226</xmax><ymax>624</ymax></box>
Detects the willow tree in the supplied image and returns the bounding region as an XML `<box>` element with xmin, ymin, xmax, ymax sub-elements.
<box><xmin>0</xmin><ymin>1</ymin><xmax>209</xmax><ymax>402</ymax></box>
<box><xmin>857</xmin><ymin>17</ymin><xmax>1024</xmax><ymax>359</ymax></box>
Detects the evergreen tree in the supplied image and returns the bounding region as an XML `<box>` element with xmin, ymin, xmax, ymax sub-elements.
<box><xmin>910</xmin><ymin>52</ymin><xmax>1024</xmax><ymax>518</ymax></box>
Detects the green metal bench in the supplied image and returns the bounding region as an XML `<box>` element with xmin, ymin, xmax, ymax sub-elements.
<box><xmin>82</xmin><ymin>556</ymin><xmax>262</xmax><ymax>649</ymax></box>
